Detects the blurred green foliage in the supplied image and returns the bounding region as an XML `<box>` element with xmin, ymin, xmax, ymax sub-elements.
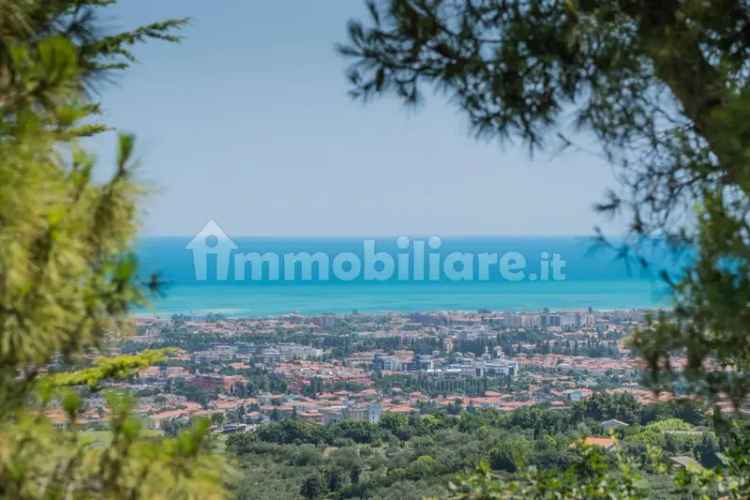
<box><xmin>0</xmin><ymin>2</ymin><xmax>226</xmax><ymax>498</ymax></box>
<box><xmin>340</xmin><ymin>1</ymin><xmax>750</xmax><ymax>497</ymax></box>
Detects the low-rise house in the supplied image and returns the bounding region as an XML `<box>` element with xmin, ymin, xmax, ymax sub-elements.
<box><xmin>669</xmin><ymin>456</ymin><xmax>704</xmax><ymax>472</ymax></box>
<box><xmin>601</xmin><ymin>419</ymin><xmax>629</xmax><ymax>432</ymax></box>
<box><xmin>581</xmin><ymin>437</ymin><xmax>616</xmax><ymax>450</ymax></box>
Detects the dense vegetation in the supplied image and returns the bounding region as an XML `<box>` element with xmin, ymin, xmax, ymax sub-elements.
<box><xmin>0</xmin><ymin>2</ymin><xmax>225</xmax><ymax>498</ymax></box>
<box><xmin>227</xmin><ymin>393</ymin><xmax>746</xmax><ymax>499</ymax></box>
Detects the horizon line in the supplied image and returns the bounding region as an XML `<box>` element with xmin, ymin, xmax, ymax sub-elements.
<box><xmin>137</xmin><ymin>233</ymin><xmax>619</xmax><ymax>239</ymax></box>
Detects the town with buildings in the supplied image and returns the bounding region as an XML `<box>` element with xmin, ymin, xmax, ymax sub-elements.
<box><xmin>45</xmin><ymin>309</ymin><xmax>684</xmax><ymax>435</ymax></box>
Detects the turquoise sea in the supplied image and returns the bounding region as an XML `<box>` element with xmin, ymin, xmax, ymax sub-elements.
<box><xmin>135</xmin><ymin>236</ymin><xmax>682</xmax><ymax>317</ymax></box>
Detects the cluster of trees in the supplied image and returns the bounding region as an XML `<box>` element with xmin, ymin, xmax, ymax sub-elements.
<box><xmin>138</xmin><ymin>329</ymin><xmax>224</xmax><ymax>353</ymax></box>
<box><xmin>532</xmin><ymin>338</ymin><xmax>621</xmax><ymax>358</ymax></box>
<box><xmin>141</xmin><ymin>327</ymin><xmax>445</xmax><ymax>361</ymax></box>
<box><xmin>227</xmin><ymin>393</ymin><xmax>745</xmax><ymax>499</ymax></box>
<box><xmin>169</xmin><ymin>378</ymin><xmax>219</xmax><ymax>408</ymax></box>
<box><xmin>234</xmin><ymin>368</ymin><xmax>289</xmax><ymax>396</ymax></box>
<box><xmin>322</xmin><ymin>334</ymin><xmax>442</xmax><ymax>359</ymax></box>
<box><xmin>456</xmin><ymin>330</ymin><xmax>624</xmax><ymax>359</ymax></box>
<box><xmin>0</xmin><ymin>1</ymin><xmax>227</xmax><ymax>497</ymax></box>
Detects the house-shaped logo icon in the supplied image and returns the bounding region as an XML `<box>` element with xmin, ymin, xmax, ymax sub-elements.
<box><xmin>186</xmin><ymin>220</ymin><xmax>238</xmax><ymax>281</ymax></box>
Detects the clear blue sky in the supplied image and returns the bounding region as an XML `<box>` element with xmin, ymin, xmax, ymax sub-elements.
<box><xmin>89</xmin><ymin>1</ymin><xmax>625</xmax><ymax>237</ymax></box>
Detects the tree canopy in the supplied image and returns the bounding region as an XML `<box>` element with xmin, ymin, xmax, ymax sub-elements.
<box><xmin>340</xmin><ymin>0</ymin><xmax>750</xmax><ymax>408</ymax></box>
<box><xmin>0</xmin><ymin>2</ymin><xmax>225</xmax><ymax>497</ymax></box>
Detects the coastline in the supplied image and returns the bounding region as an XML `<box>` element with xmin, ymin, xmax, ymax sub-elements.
<box><xmin>132</xmin><ymin>306</ymin><xmax>669</xmax><ymax>321</ymax></box>
<box><xmin>133</xmin><ymin>278</ymin><xmax>672</xmax><ymax>319</ymax></box>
